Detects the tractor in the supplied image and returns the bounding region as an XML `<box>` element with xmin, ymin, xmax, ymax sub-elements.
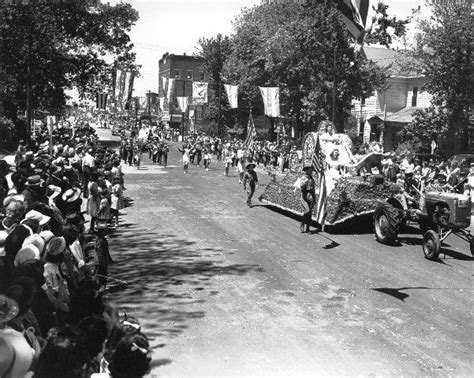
<box><xmin>374</xmin><ymin>186</ymin><xmax>473</xmax><ymax>260</ymax></box>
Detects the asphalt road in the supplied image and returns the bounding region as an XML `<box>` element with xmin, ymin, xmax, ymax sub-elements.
<box><xmin>97</xmin><ymin>128</ymin><xmax>473</xmax><ymax>377</ymax></box>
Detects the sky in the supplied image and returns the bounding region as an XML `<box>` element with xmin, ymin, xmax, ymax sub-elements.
<box><xmin>109</xmin><ymin>0</ymin><xmax>427</xmax><ymax>97</ymax></box>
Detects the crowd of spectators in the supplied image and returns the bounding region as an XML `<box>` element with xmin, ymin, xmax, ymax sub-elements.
<box><xmin>0</xmin><ymin>123</ymin><xmax>151</xmax><ymax>377</ymax></box>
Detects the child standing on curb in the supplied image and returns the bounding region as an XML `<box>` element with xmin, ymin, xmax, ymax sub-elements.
<box><xmin>243</xmin><ymin>163</ymin><xmax>258</xmax><ymax>207</ymax></box>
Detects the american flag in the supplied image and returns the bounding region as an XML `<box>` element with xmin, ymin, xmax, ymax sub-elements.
<box><xmin>244</xmin><ymin>112</ymin><xmax>256</xmax><ymax>149</ymax></box>
<box><xmin>311</xmin><ymin>135</ymin><xmax>327</xmax><ymax>226</ymax></box>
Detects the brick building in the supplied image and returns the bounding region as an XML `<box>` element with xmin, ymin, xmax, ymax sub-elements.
<box><xmin>158</xmin><ymin>53</ymin><xmax>209</xmax><ymax>132</ymax></box>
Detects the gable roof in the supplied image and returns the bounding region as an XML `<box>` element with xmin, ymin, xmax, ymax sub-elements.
<box><xmin>385</xmin><ymin>106</ymin><xmax>424</xmax><ymax>124</ymax></box>
<box><xmin>362</xmin><ymin>46</ymin><xmax>419</xmax><ymax>78</ymax></box>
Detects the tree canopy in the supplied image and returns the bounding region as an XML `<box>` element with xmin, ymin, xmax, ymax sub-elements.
<box><xmin>197</xmin><ymin>1</ymin><xmax>390</xmax><ymax>137</ymax></box>
<box><xmin>402</xmin><ymin>0</ymin><xmax>473</xmax><ymax>154</ymax></box>
<box><xmin>0</xmin><ymin>0</ymin><xmax>139</xmax><ymax>123</ymax></box>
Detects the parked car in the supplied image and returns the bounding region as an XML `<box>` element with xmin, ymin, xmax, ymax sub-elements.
<box><xmin>448</xmin><ymin>153</ymin><xmax>474</xmax><ymax>178</ymax></box>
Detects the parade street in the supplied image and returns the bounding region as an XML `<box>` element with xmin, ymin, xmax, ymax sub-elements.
<box><xmin>97</xmin><ymin>129</ymin><xmax>473</xmax><ymax>377</ymax></box>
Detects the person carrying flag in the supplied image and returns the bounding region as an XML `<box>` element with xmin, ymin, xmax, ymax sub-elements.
<box><xmin>299</xmin><ymin>165</ymin><xmax>316</xmax><ymax>233</ymax></box>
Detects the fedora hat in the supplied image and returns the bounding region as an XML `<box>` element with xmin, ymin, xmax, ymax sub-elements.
<box><xmin>0</xmin><ymin>295</ymin><xmax>19</xmax><ymax>324</ymax></box>
<box><xmin>26</xmin><ymin>175</ymin><xmax>44</xmax><ymax>187</ymax></box>
<box><xmin>22</xmin><ymin>210</ymin><xmax>51</xmax><ymax>226</ymax></box>
<box><xmin>62</xmin><ymin>187</ymin><xmax>81</xmax><ymax>203</ymax></box>
<box><xmin>245</xmin><ymin>163</ymin><xmax>256</xmax><ymax>170</ymax></box>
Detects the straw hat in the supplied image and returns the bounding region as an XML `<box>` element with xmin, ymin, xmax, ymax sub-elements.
<box><xmin>62</xmin><ymin>187</ymin><xmax>81</xmax><ymax>203</ymax></box>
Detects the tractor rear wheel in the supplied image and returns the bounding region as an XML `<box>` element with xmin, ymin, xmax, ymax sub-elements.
<box><xmin>470</xmin><ymin>237</ymin><xmax>474</xmax><ymax>256</ymax></box>
<box><xmin>374</xmin><ymin>202</ymin><xmax>402</xmax><ymax>245</ymax></box>
<box><xmin>423</xmin><ymin>230</ymin><xmax>441</xmax><ymax>260</ymax></box>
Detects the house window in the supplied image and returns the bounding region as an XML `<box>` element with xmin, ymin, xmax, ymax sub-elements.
<box><xmin>412</xmin><ymin>87</ymin><xmax>418</xmax><ymax>107</ymax></box>
<box><xmin>199</xmin><ymin>72</ymin><xmax>205</xmax><ymax>81</ymax></box>
<box><xmin>173</xmin><ymin>69</ymin><xmax>180</xmax><ymax>79</ymax></box>
<box><xmin>361</xmin><ymin>97</ymin><xmax>366</xmax><ymax>106</ymax></box>
<box><xmin>196</xmin><ymin>108</ymin><xmax>202</xmax><ymax>121</ymax></box>
<box><xmin>186</xmin><ymin>71</ymin><xmax>193</xmax><ymax>80</ymax></box>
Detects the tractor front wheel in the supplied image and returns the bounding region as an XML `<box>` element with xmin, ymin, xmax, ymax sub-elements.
<box><xmin>423</xmin><ymin>230</ymin><xmax>441</xmax><ymax>260</ymax></box>
<box><xmin>374</xmin><ymin>202</ymin><xmax>402</xmax><ymax>245</ymax></box>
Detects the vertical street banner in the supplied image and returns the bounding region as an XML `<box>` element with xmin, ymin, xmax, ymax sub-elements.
<box><xmin>192</xmin><ymin>82</ymin><xmax>208</xmax><ymax>105</ymax></box>
<box><xmin>224</xmin><ymin>84</ymin><xmax>238</xmax><ymax>109</ymax></box>
<box><xmin>96</xmin><ymin>93</ymin><xmax>108</xmax><ymax>110</ymax></box>
<box><xmin>117</xmin><ymin>70</ymin><xmax>126</xmax><ymax>110</ymax></box>
<box><xmin>124</xmin><ymin>72</ymin><xmax>135</xmax><ymax>110</ymax></box>
<box><xmin>167</xmin><ymin>78</ymin><xmax>175</xmax><ymax>101</ymax></box>
<box><xmin>337</xmin><ymin>0</ymin><xmax>369</xmax><ymax>42</ymax></box>
<box><xmin>159</xmin><ymin>97</ymin><xmax>165</xmax><ymax>111</ymax></box>
<box><xmin>188</xmin><ymin>109</ymin><xmax>195</xmax><ymax>134</ymax></box>
<box><xmin>113</xmin><ymin>69</ymin><xmax>122</xmax><ymax>104</ymax></box>
<box><xmin>177</xmin><ymin>97</ymin><xmax>189</xmax><ymax>113</ymax></box>
<box><xmin>259</xmin><ymin>86</ymin><xmax>280</xmax><ymax>117</ymax></box>
<box><xmin>161</xmin><ymin>76</ymin><xmax>168</xmax><ymax>98</ymax></box>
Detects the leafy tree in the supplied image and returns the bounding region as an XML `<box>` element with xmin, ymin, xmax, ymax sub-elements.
<box><xmin>220</xmin><ymin>1</ymin><xmax>387</xmax><ymax>138</ymax></box>
<box><xmin>196</xmin><ymin>34</ymin><xmax>233</xmax><ymax>136</ymax></box>
<box><xmin>403</xmin><ymin>0</ymin><xmax>473</xmax><ymax>154</ymax></box>
<box><xmin>364</xmin><ymin>1</ymin><xmax>411</xmax><ymax>47</ymax></box>
<box><xmin>0</xmin><ymin>0</ymin><xmax>138</xmax><ymax>135</ymax></box>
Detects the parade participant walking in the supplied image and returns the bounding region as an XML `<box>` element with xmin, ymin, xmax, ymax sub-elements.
<box><xmin>177</xmin><ymin>144</ymin><xmax>191</xmax><ymax>174</ymax></box>
<box><xmin>223</xmin><ymin>144</ymin><xmax>233</xmax><ymax>177</ymax></box>
<box><xmin>203</xmin><ymin>147</ymin><xmax>211</xmax><ymax>171</ymax></box>
<box><xmin>243</xmin><ymin>163</ymin><xmax>258</xmax><ymax>207</ymax></box>
<box><xmin>162</xmin><ymin>142</ymin><xmax>169</xmax><ymax>167</ymax></box>
<box><xmin>299</xmin><ymin>165</ymin><xmax>316</xmax><ymax>233</ymax></box>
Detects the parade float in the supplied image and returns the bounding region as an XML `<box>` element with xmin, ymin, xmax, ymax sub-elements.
<box><xmin>259</xmin><ymin>131</ymin><xmax>393</xmax><ymax>228</ymax></box>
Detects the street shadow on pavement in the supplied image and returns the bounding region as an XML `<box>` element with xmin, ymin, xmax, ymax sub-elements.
<box><xmin>371</xmin><ymin>286</ymin><xmax>431</xmax><ymax>302</ymax></box>
<box><xmin>106</xmin><ymin>222</ymin><xmax>264</xmax><ymax>351</ymax></box>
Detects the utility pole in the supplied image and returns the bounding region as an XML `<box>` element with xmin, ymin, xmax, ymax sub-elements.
<box><xmin>218</xmin><ymin>82</ymin><xmax>222</xmax><ymax>137</ymax></box>
<box><xmin>135</xmin><ymin>97</ymin><xmax>138</xmax><ymax>127</ymax></box>
<box><xmin>332</xmin><ymin>45</ymin><xmax>337</xmax><ymax>126</ymax></box>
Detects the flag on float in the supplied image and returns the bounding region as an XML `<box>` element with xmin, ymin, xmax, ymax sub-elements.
<box><xmin>311</xmin><ymin>134</ymin><xmax>327</xmax><ymax>226</ymax></box>
<box><xmin>192</xmin><ymin>82</ymin><xmax>208</xmax><ymax>105</ymax></box>
<box><xmin>96</xmin><ymin>93</ymin><xmax>108</xmax><ymax>110</ymax></box>
<box><xmin>224</xmin><ymin>84</ymin><xmax>238</xmax><ymax>109</ymax></box>
<box><xmin>259</xmin><ymin>86</ymin><xmax>280</xmax><ymax>117</ymax></box>
<box><xmin>177</xmin><ymin>97</ymin><xmax>189</xmax><ymax>113</ymax></box>
<box><xmin>337</xmin><ymin>0</ymin><xmax>369</xmax><ymax>42</ymax></box>
<box><xmin>244</xmin><ymin>112</ymin><xmax>256</xmax><ymax>149</ymax></box>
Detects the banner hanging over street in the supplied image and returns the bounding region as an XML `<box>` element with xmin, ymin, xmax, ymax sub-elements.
<box><xmin>259</xmin><ymin>86</ymin><xmax>280</xmax><ymax>117</ymax></box>
<box><xmin>224</xmin><ymin>84</ymin><xmax>238</xmax><ymax>109</ymax></box>
<box><xmin>177</xmin><ymin>96</ymin><xmax>189</xmax><ymax>113</ymax></box>
<box><xmin>192</xmin><ymin>82</ymin><xmax>208</xmax><ymax>105</ymax></box>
